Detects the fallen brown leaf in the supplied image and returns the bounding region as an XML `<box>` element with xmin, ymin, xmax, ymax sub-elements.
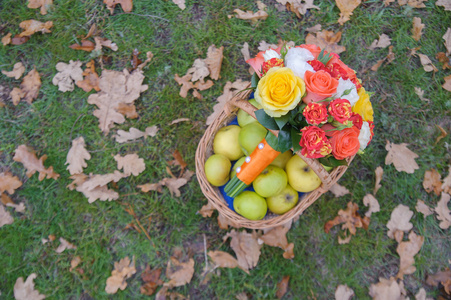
<box><xmin>198</xmin><ymin>202</ymin><xmax>215</xmax><ymax>218</ymax></box>
<box><xmin>1</xmin><ymin>193</ymin><xmax>14</xmax><ymax>206</ymax></box>
<box><xmin>443</xmin><ymin>28</ymin><xmax>451</xmax><ymax>55</ymax></box>
<box><xmin>435</xmin><ymin>192</ymin><xmax>451</xmax><ymax>229</ymax></box>
<box><xmin>208</xmin><ymin>250</ymin><xmax>240</xmax><ymax>269</ymax></box>
<box><xmin>70</xmin><ymin>256</ymin><xmax>82</xmax><ymax>272</ymax></box>
<box><xmin>205</xmin><ymin>45</ymin><xmax>224</xmax><ymax>80</ymax></box>
<box><xmin>114</xmin><ymin>153</ymin><xmax>145</xmax><ymax>177</ymax></box>
<box><xmin>363</xmin><ymin>194</ymin><xmax>380</xmax><ymax>218</ymax></box>
<box><xmin>259</xmin><ymin>225</ymin><xmax>294</xmax><ymax>258</ymax></box>
<box><xmin>329</xmin><ymin>183</ymin><xmax>350</xmax><ymax>197</ymax></box>
<box><xmin>159</xmin><ymin>177</ymin><xmax>188</xmax><ymax>197</ymax></box>
<box><xmin>217</xmin><ymin>213</ymin><xmax>241</xmax><ymax>230</ymax></box>
<box><xmin>2</xmin><ymin>33</ymin><xmax>12</xmax><ymax>46</ymax></box>
<box><xmin>114</xmin><ymin>126</ymin><xmax>158</xmax><ymax>143</ymax></box>
<box><xmin>65</xmin><ymin>137</ymin><xmax>91</xmax><ymax>175</ymax></box>
<box><xmin>241</xmin><ymin>42</ymin><xmax>251</xmax><ymax>61</ymax></box>
<box><xmin>371</xmin><ymin>46</ymin><xmax>395</xmax><ymax>71</ymax></box>
<box><xmin>442</xmin><ymin>165</ymin><xmax>451</xmax><ymax>194</ymax></box>
<box><xmin>426</xmin><ymin>268</ymin><xmax>451</xmax><ymax>293</ymax></box>
<box><xmin>13</xmin><ymin>145</ymin><xmax>60</xmax><ymax>181</ymax></box>
<box><xmin>411</xmin><ymin>17</ymin><xmax>425</xmax><ymax>41</ymax></box>
<box><xmin>172</xmin><ymin>0</ymin><xmax>186</xmax><ymax>10</ymax></box>
<box><xmin>10</xmin><ymin>68</ymin><xmax>41</xmax><ymax>105</ymax></box>
<box><xmin>413</xmin><ymin>52</ymin><xmax>438</xmax><ymax>72</ymax></box>
<box><xmin>71</xmin><ymin>171</ymin><xmax>124</xmax><ymax>203</ymax></box>
<box><xmin>2</xmin><ymin>62</ymin><xmax>26</xmax><ymax>79</ymax></box>
<box><xmin>94</xmin><ymin>36</ymin><xmax>118</xmax><ymax>52</ymax></box>
<box><xmin>232</xmin><ymin>2</ymin><xmax>268</xmax><ymax>23</ymax></box>
<box><xmin>277</xmin><ymin>0</ymin><xmax>319</xmax><ymax>18</ymax></box>
<box><xmin>0</xmin><ymin>205</ymin><xmax>14</xmax><ymax>228</ymax></box>
<box><xmin>435</xmin><ymin>124</ymin><xmax>448</xmax><ymax>144</ymax></box>
<box><xmin>415</xmin><ymin>199</ymin><xmax>433</xmax><ymax>218</ymax></box>
<box><xmin>69</xmin><ymin>40</ymin><xmax>95</xmax><ymax>52</ymax></box>
<box><xmin>423</xmin><ymin>169</ymin><xmax>442</xmax><ymax>196</ymax></box>
<box><xmin>165</xmin><ymin>257</ymin><xmax>195</xmax><ymax>287</ymax></box>
<box><xmin>324</xmin><ymin>202</ymin><xmax>369</xmax><ymax>243</ymax></box>
<box><xmin>436</xmin><ymin>0</ymin><xmax>451</xmax><ymax>11</ymax></box>
<box><xmin>414</xmin><ymin>87</ymin><xmax>430</xmax><ymax>102</ymax></box>
<box><xmin>385</xmin><ymin>140</ymin><xmax>419</xmax><ymax>174</ymax></box>
<box><xmin>336</xmin><ymin>0</ymin><xmax>361</xmax><ymax>25</ymax></box>
<box><xmin>374</xmin><ymin>166</ymin><xmax>383</xmax><ymax>195</ymax></box>
<box><xmin>443</xmin><ymin>74</ymin><xmax>451</xmax><ymax>91</ymax></box>
<box><xmin>140</xmin><ymin>265</ymin><xmax>163</xmax><ymax>296</ymax></box>
<box><xmin>368</xmin><ymin>277</ymin><xmax>407</xmax><ymax>300</ymax></box>
<box><xmin>11</xmin><ymin>35</ymin><xmax>30</xmax><ymax>45</ymax></box>
<box><xmin>276</xmin><ymin>276</ymin><xmax>290</xmax><ymax>299</ymax></box>
<box><xmin>0</xmin><ymin>172</ymin><xmax>23</xmax><ymax>195</ymax></box>
<box><xmin>335</xmin><ymin>284</ymin><xmax>355</xmax><ymax>300</ymax></box>
<box><xmin>223</xmin><ymin>230</ymin><xmax>262</xmax><ymax>273</ymax></box>
<box><xmin>76</xmin><ymin>60</ymin><xmax>100</xmax><ymax>92</ymax></box>
<box><xmin>305</xmin><ymin>24</ymin><xmax>322</xmax><ymax>33</ymax></box>
<box><xmin>13</xmin><ymin>273</ymin><xmax>46</xmax><ymax>300</ymax></box>
<box><xmin>137</xmin><ymin>183</ymin><xmax>163</xmax><ymax>193</ymax></box>
<box><xmin>174</xmin><ymin>73</ymin><xmax>195</xmax><ymax>98</ymax></box>
<box><xmin>415</xmin><ymin>287</ymin><xmax>433</xmax><ymax>300</ymax></box>
<box><xmin>19</xmin><ymin>20</ymin><xmax>53</xmax><ymax>37</ymax></box>
<box><xmin>7</xmin><ymin>202</ymin><xmax>26</xmax><ymax>213</ymax></box>
<box><xmin>105</xmin><ymin>256</ymin><xmax>136</xmax><ymax>294</ymax></box>
<box><xmin>104</xmin><ymin>0</ymin><xmax>133</xmax><ymax>14</ymax></box>
<box><xmin>396</xmin><ymin>231</ymin><xmax>424</xmax><ymax>279</ymax></box>
<box><xmin>305</xmin><ymin>30</ymin><xmax>346</xmax><ymax>55</ymax></box>
<box><xmin>369</xmin><ymin>34</ymin><xmax>391</xmax><ymax>50</ymax></box>
<box><xmin>436</xmin><ymin>52</ymin><xmax>451</xmax><ymax>70</ymax></box>
<box><xmin>28</xmin><ymin>0</ymin><xmax>53</xmax><ymax>15</ymax></box>
<box><xmin>386</xmin><ymin>204</ymin><xmax>413</xmax><ymax>242</ymax></box>
<box><xmin>399</xmin><ymin>0</ymin><xmax>426</xmax><ymax>8</ymax></box>
<box><xmin>56</xmin><ymin>237</ymin><xmax>77</xmax><ymax>253</ymax></box>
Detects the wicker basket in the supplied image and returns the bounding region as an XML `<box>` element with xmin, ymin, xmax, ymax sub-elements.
<box><xmin>195</xmin><ymin>89</ymin><xmax>354</xmax><ymax>229</ymax></box>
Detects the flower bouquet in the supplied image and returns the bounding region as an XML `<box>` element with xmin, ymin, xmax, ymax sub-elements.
<box><xmin>195</xmin><ymin>43</ymin><xmax>375</xmax><ymax>229</ymax></box>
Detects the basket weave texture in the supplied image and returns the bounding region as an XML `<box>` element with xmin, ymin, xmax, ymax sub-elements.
<box><xmin>195</xmin><ymin>90</ymin><xmax>354</xmax><ymax>229</ymax></box>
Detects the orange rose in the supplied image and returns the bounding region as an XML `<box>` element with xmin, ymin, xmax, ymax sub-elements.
<box><xmin>246</xmin><ymin>47</ymin><xmax>282</xmax><ymax>77</ymax></box>
<box><xmin>303</xmin><ymin>70</ymin><xmax>339</xmax><ymax>103</ymax></box>
<box><xmin>329</xmin><ymin>127</ymin><xmax>360</xmax><ymax>160</ymax></box>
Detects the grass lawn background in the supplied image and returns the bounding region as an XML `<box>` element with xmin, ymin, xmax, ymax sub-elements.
<box><xmin>0</xmin><ymin>0</ymin><xmax>450</xmax><ymax>299</ymax></box>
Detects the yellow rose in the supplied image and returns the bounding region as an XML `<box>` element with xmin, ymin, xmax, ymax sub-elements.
<box><xmin>254</xmin><ymin>67</ymin><xmax>305</xmax><ymax>118</ymax></box>
<box><xmin>353</xmin><ymin>88</ymin><xmax>374</xmax><ymax>122</ymax></box>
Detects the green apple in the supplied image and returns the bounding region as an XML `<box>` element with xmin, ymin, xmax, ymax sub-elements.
<box><xmin>270</xmin><ymin>150</ymin><xmax>294</xmax><ymax>170</ymax></box>
<box><xmin>204</xmin><ymin>154</ymin><xmax>231</xmax><ymax>186</ymax></box>
<box><xmin>253</xmin><ymin>165</ymin><xmax>287</xmax><ymax>198</ymax></box>
<box><xmin>213</xmin><ymin>125</ymin><xmax>244</xmax><ymax>161</ymax></box>
<box><xmin>230</xmin><ymin>156</ymin><xmax>246</xmax><ymax>178</ymax></box>
<box><xmin>285</xmin><ymin>155</ymin><xmax>321</xmax><ymax>193</ymax></box>
<box><xmin>237</xmin><ymin>99</ymin><xmax>262</xmax><ymax>127</ymax></box>
<box><xmin>233</xmin><ymin>191</ymin><xmax>267</xmax><ymax>220</ymax></box>
<box><xmin>238</xmin><ymin>122</ymin><xmax>267</xmax><ymax>156</ymax></box>
<box><xmin>266</xmin><ymin>183</ymin><xmax>299</xmax><ymax>215</ymax></box>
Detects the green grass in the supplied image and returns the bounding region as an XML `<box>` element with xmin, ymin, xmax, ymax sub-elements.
<box><xmin>1</xmin><ymin>0</ymin><xmax>450</xmax><ymax>299</ymax></box>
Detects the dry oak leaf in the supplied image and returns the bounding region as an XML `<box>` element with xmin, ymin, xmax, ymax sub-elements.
<box><xmin>2</xmin><ymin>62</ymin><xmax>26</xmax><ymax>79</ymax></box>
<box><xmin>412</xmin><ymin>17</ymin><xmax>425</xmax><ymax>42</ymax></box>
<box><xmin>398</xmin><ymin>0</ymin><xmax>427</xmax><ymax>7</ymax></box>
<box><xmin>217</xmin><ymin>213</ymin><xmax>242</xmax><ymax>230</ymax></box>
<box><xmin>137</xmin><ymin>183</ymin><xmax>163</xmax><ymax>193</ymax></box>
<box><xmin>415</xmin><ymin>288</ymin><xmax>433</xmax><ymax>300</ymax></box>
<box><xmin>371</xmin><ymin>45</ymin><xmax>395</xmax><ymax>71</ymax></box>
<box><xmin>104</xmin><ymin>0</ymin><xmax>133</xmax><ymax>14</ymax></box>
<box><xmin>276</xmin><ymin>0</ymin><xmax>319</xmax><ymax>18</ymax></box>
<box><xmin>2</xmin><ymin>33</ymin><xmax>12</xmax><ymax>46</ymax></box>
<box><xmin>423</xmin><ymin>168</ymin><xmax>442</xmax><ymax>196</ymax></box>
<box><xmin>69</xmin><ymin>40</ymin><xmax>95</xmax><ymax>52</ymax></box>
<box><xmin>13</xmin><ymin>145</ymin><xmax>59</xmax><ymax>181</ymax></box>
<box><xmin>368</xmin><ymin>277</ymin><xmax>408</xmax><ymax>300</ymax></box>
<box><xmin>206</xmin><ymin>79</ymin><xmax>250</xmax><ymax>125</ymax></box>
<box><xmin>87</xmin><ymin>69</ymin><xmax>148</xmax><ymax>134</ymax></box>
<box><xmin>164</xmin><ymin>257</ymin><xmax>195</xmax><ymax>288</ymax></box>
<box><xmin>1</xmin><ymin>193</ymin><xmax>14</xmax><ymax>206</ymax></box>
<box><xmin>335</xmin><ymin>284</ymin><xmax>355</xmax><ymax>300</ymax></box>
<box><xmin>436</xmin><ymin>52</ymin><xmax>451</xmax><ymax>70</ymax></box>
<box><xmin>223</xmin><ymin>230</ymin><xmax>262</xmax><ymax>273</ymax></box>
<box><xmin>105</xmin><ymin>256</ymin><xmax>136</xmax><ymax>294</ymax></box>
<box><xmin>174</xmin><ymin>74</ymin><xmax>194</xmax><ymax>98</ymax></box>
<box><xmin>55</xmin><ymin>237</ymin><xmax>77</xmax><ymax>253</ymax></box>
<box><xmin>14</xmin><ymin>273</ymin><xmax>46</xmax><ymax>300</ymax></box>
<box><xmin>396</xmin><ymin>231</ymin><xmax>424</xmax><ymax>279</ymax></box>
<box><xmin>443</xmin><ymin>28</ymin><xmax>451</xmax><ymax>55</ymax></box>
<box><xmin>232</xmin><ymin>2</ymin><xmax>269</xmax><ymax>23</ymax></box>
<box><xmin>205</xmin><ymin>45</ymin><xmax>224</xmax><ymax>80</ymax></box>
<box><xmin>172</xmin><ymin>0</ymin><xmax>186</xmax><ymax>10</ymax></box>
<box><xmin>187</xmin><ymin>59</ymin><xmax>210</xmax><ymax>83</ymax></box>
<box><xmin>140</xmin><ymin>265</ymin><xmax>163</xmax><ymax>296</ymax></box>
<box><xmin>386</xmin><ymin>204</ymin><xmax>413</xmax><ymax>242</ymax></box>
<box><xmin>324</xmin><ymin>202</ymin><xmax>369</xmax><ymax>239</ymax></box>
<box><xmin>414</xmin><ymin>87</ymin><xmax>430</xmax><ymax>102</ymax></box>
<box><xmin>65</xmin><ymin>137</ymin><xmax>91</xmax><ymax>175</ymax></box>
<box><xmin>276</xmin><ymin>276</ymin><xmax>290</xmax><ymax>299</ymax></box>
<box><xmin>305</xmin><ymin>30</ymin><xmax>346</xmax><ymax>55</ymax></box>
<box><xmin>415</xmin><ymin>199</ymin><xmax>434</xmax><ymax>218</ymax></box>
<box><xmin>305</xmin><ymin>24</ymin><xmax>322</xmax><ymax>33</ymax></box>
<box><xmin>374</xmin><ymin>166</ymin><xmax>383</xmax><ymax>195</ymax></box>
<box><xmin>94</xmin><ymin>36</ymin><xmax>118</xmax><ymax>52</ymax></box>
<box><xmin>442</xmin><ymin>165</ymin><xmax>451</xmax><ymax>194</ymax></box>
<box><xmin>114</xmin><ymin>126</ymin><xmax>158</xmax><ymax>143</ymax></box>
<box><xmin>78</xmin><ymin>185</ymin><xmax>119</xmax><ymax>203</ymax></box>
<box><xmin>443</xmin><ymin>74</ymin><xmax>451</xmax><ymax>91</ymax></box>
<box><xmin>19</xmin><ymin>20</ymin><xmax>53</xmax><ymax>37</ymax></box>
<box><xmin>363</xmin><ymin>194</ymin><xmax>380</xmax><ymax>218</ymax></box>
<box><xmin>73</xmin><ymin>171</ymin><xmax>124</xmax><ymax>203</ymax></box>
<box><xmin>198</xmin><ymin>202</ymin><xmax>215</xmax><ymax>218</ymax></box>
<box><xmin>435</xmin><ymin>192</ymin><xmax>451</xmax><ymax>229</ymax></box>
<box><xmin>437</xmin><ymin>0</ymin><xmax>451</xmax><ymax>10</ymax></box>
<box><xmin>0</xmin><ymin>172</ymin><xmax>23</xmax><ymax>195</ymax></box>
<box><xmin>329</xmin><ymin>183</ymin><xmax>350</xmax><ymax>197</ymax></box>
<box><xmin>426</xmin><ymin>268</ymin><xmax>451</xmax><ymax>293</ymax></box>
<box><xmin>28</xmin><ymin>0</ymin><xmax>53</xmax><ymax>15</ymax></box>
<box><xmin>76</xmin><ymin>60</ymin><xmax>100</xmax><ymax>92</ymax></box>
<box><xmin>369</xmin><ymin>34</ymin><xmax>391</xmax><ymax>50</ymax></box>
<box><xmin>336</xmin><ymin>0</ymin><xmax>361</xmax><ymax>25</ymax></box>
<box><xmin>70</xmin><ymin>256</ymin><xmax>82</xmax><ymax>272</ymax></box>
<box><xmin>10</xmin><ymin>68</ymin><xmax>41</xmax><ymax>105</ymax></box>
<box><xmin>241</xmin><ymin>42</ymin><xmax>251</xmax><ymax>61</ymax></box>
<box><xmin>159</xmin><ymin>177</ymin><xmax>188</xmax><ymax>197</ymax></box>
<box><xmin>208</xmin><ymin>250</ymin><xmax>240</xmax><ymax>269</ymax></box>
<box><xmin>258</xmin><ymin>225</ymin><xmax>294</xmax><ymax>259</ymax></box>
<box><xmin>385</xmin><ymin>141</ymin><xmax>419</xmax><ymax>174</ymax></box>
<box><xmin>414</xmin><ymin>52</ymin><xmax>438</xmax><ymax>73</ymax></box>
<box><xmin>0</xmin><ymin>205</ymin><xmax>14</xmax><ymax>228</ymax></box>
<box><xmin>114</xmin><ymin>153</ymin><xmax>145</xmax><ymax>177</ymax></box>
<box><xmin>7</xmin><ymin>202</ymin><xmax>26</xmax><ymax>213</ymax></box>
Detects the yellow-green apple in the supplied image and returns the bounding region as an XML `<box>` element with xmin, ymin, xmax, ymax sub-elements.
<box><xmin>204</xmin><ymin>154</ymin><xmax>231</xmax><ymax>186</ymax></box>
<box><xmin>266</xmin><ymin>183</ymin><xmax>299</xmax><ymax>214</ymax></box>
<box><xmin>285</xmin><ymin>155</ymin><xmax>321</xmax><ymax>192</ymax></box>
<box><xmin>270</xmin><ymin>150</ymin><xmax>294</xmax><ymax>169</ymax></box>
<box><xmin>238</xmin><ymin>122</ymin><xmax>267</xmax><ymax>155</ymax></box>
<box><xmin>213</xmin><ymin>125</ymin><xmax>243</xmax><ymax>160</ymax></box>
<box><xmin>233</xmin><ymin>191</ymin><xmax>267</xmax><ymax>220</ymax></box>
<box><xmin>253</xmin><ymin>165</ymin><xmax>287</xmax><ymax>198</ymax></box>
<box><xmin>230</xmin><ymin>156</ymin><xmax>246</xmax><ymax>178</ymax></box>
<box><xmin>237</xmin><ymin>99</ymin><xmax>262</xmax><ymax>127</ymax></box>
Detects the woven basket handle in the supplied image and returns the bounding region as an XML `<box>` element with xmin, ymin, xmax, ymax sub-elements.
<box><xmin>229</xmin><ymin>95</ymin><xmax>335</xmax><ymax>190</ymax></box>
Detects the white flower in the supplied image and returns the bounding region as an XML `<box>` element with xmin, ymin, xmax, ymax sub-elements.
<box><xmin>334</xmin><ymin>78</ymin><xmax>359</xmax><ymax>106</ymax></box>
<box><xmin>284</xmin><ymin>47</ymin><xmax>315</xmax><ymax>79</ymax></box>
<box><xmin>358</xmin><ymin>122</ymin><xmax>371</xmax><ymax>151</ymax></box>
<box><xmin>263</xmin><ymin>49</ymin><xmax>281</xmax><ymax>61</ymax></box>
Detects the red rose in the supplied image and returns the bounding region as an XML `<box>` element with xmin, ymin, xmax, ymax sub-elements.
<box><xmin>303</xmin><ymin>102</ymin><xmax>328</xmax><ymax>125</ymax></box>
<box><xmin>300</xmin><ymin>126</ymin><xmax>332</xmax><ymax>158</ymax></box>
<box><xmin>367</xmin><ymin>121</ymin><xmax>375</xmax><ymax>145</ymax></box>
<box><xmin>328</xmin><ymin>99</ymin><xmax>352</xmax><ymax>124</ymax></box>
<box><xmin>262</xmin><ymin>58</ymin><xmax>284</xmax><ymax>74</ymax></box>
<box><xmin>329</xmin><ymin>127</ymin><xmax>360</xmax><ymax>160</ymax></box>
<box><xmin>349</xmin><ymin>112</ymin><xmax>363</xmax><ymax>130</ymax></box>
<box><xmin>308</xmin><ymin>59</ymin><xmax>328</xmax><ymax>72</ymax></box>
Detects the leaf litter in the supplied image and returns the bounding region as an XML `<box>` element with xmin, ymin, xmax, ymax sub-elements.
<box><xmin>13</xmin><ymin>273</ymin><xmax>46</xmax><ymax>300</ymax></box>
<box><xmin>105</xmin><ymin>256</ymin><xmax>136</xmax><ymax>294</ymax></box>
